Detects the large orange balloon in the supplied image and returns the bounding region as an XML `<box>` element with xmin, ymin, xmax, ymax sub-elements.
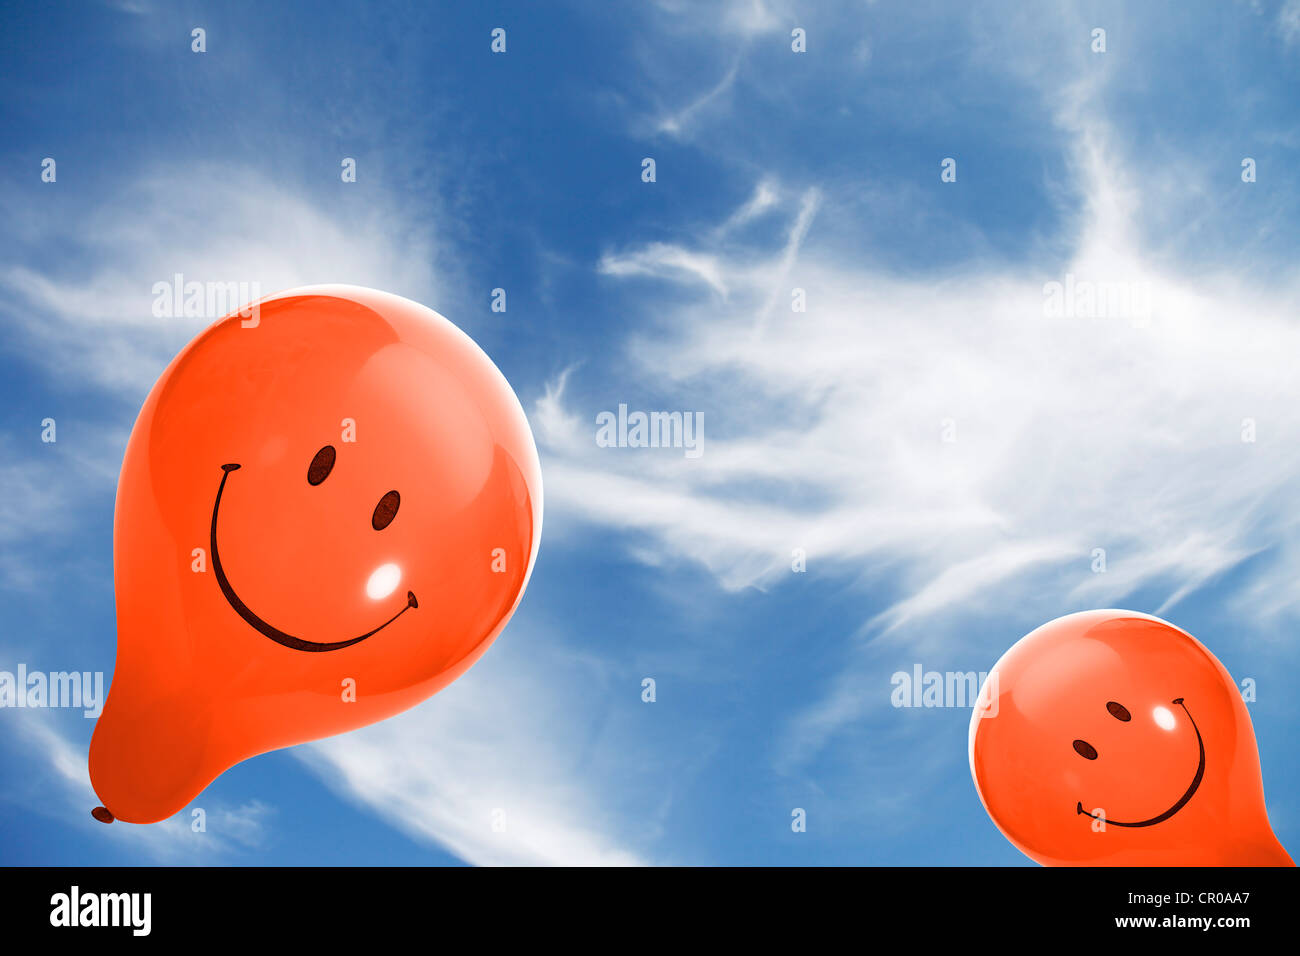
<box><xmin>89</xmin><ymin>285</ymin><xmax>542</xmax><ymax>824</ymax></box>
<box><xmin>970</xmin><ymin>610</ymin><xmax>1293</xmax><ymax>865</ymax></box>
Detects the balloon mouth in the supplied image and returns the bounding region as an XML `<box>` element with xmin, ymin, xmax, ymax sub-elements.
<box><xmin>210</xmin><ymin>463</ymin><xmax>418</xmax><ymax>652</ymax></box>
<box><xmin>1075</xmin><ymin>697</ymin><xmax>1206</xmax><ymax>828</ymax></box>
<box><xmin>91</xmin><ymin>806</ymin><xmax>115</xmax><ymax>824</ymax></box>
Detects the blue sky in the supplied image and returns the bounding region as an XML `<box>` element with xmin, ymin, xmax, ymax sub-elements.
<box><xmin>4</xmin><ymin>0</ymin><xmax>1300</xmax><ymax>865</ymax></box>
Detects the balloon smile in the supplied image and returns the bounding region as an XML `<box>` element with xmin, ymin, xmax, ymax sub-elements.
<box><xmin>1075</xmin><ymin>698</ymin><xmax>1206</xmax><ymax>828</ymax></box>
<box><xmin>210</xmin><ymin>463</ymin><xmax>417</xmax><ymax>652</ymax></box>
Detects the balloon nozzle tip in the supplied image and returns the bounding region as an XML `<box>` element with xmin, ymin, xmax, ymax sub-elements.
<box><xmin>91</xmin><ymin>806</ymin><xmax>115</xmax><ymax>824</ymax></box>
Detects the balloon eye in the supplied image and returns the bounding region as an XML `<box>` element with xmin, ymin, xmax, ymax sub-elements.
<box><xmin>1072</xmin><ymin>739</ymin><xmax>1098</xmax><ymax>760</ymax></box>
<box><xmin>1106</xmin><ymin>701</ymin><xmax>1132</xmax><ymax>722</ymax></box>
<box><xmin>307</xmin><ymin>445</ymin><xmax>336</xmax><ymax>485</ymax></box>
<box><xmin>372</xmin><ymin>490</ymin><xmax>400</xmax><ymax>531</ymax></box>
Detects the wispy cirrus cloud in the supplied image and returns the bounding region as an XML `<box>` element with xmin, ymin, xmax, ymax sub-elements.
<box><xmin>598</xmin><ymin>242</ymin><xmax>731</xmax><ymax>295</ymax></box>
<box><xmin>651</xmin><ymin>0</ymin><xmax>794</xmax><ymax>39</ymax></box>
<box><xmin>299</xmin><ymin>627</ymin><xmax>660</xmax><ymax>867</ymax></box>
<box><xmin>536</xmin><ymin>83</ymin><xmax>1300</xmax><ymax>769</ymax></box>
<box><xmin>1279</xmin><ymin>0</ymin><xmax>1300</xmax><ymax>45</ymax></box>
<box><xmin>0</xmin><ymin>164</ymin><xmax>445</xmax><ymax>393</ymax></box>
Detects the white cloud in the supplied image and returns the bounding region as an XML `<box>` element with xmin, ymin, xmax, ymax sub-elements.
<box><xmin>0</xmin><ymin>425</ymin><xmax>126</xmax><ymax>593</ymax></box>
<box><xmin>533</xmin><ymin>364</ymin><xmax>588</xmax><ymax>454</ymax></box>
<box><xmin>299</xmin><ymin>630</ymin><xmax>655</xmax><ymax>866</ymax></box>
<box><xmin>652</xmin><ymin>0</ymin><xmax>791</xmax><ymax>38</ymax></box>
<box><xmin>1280</xmin><ymin>0</ymin><xmax>1300</xmax><ymax>45</ymax></box>
<box><xmin>716</xmin><ymin>179</ymin><xmax>780</xmax><ymax>235</ymax></box>
<box><xmin>599</xmin><ymin>242</ymin><xmax>731</xmax><ymax>295</ymax></box>
<box><xmin>636</xmin><ymin>0</ymin><xmax>797</xmax><ymax>137</ymax></box>
<box><xmin>537</xmin><ymin>86</ymin><xmax>1300</xmax><ymax>763</ymax></box>
<box><xmin>1</xmin><ymin>164</ymin><xmax>443</xmax><ymax>393</ymax></box>
<box><xmin>654</xmin><ymin>61</ymin><xmax>740</xmax><ymax>136</ymax></box>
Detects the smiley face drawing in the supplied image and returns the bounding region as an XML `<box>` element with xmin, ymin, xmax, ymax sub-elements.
<box><xmin>89</xmin><ymin>286</ymin><xmax>542</xmax><ymax>824</ymax></box>
<box><xmin>1071</xmin><ymin>697</ymin><xmax>1205</xmax><ymax>829</ymax></box>
<box><xmin>969</xmin><ymin>610</ymin><xmax>1294</xmax><ymax>866</ymax></box>
<box><xmin>210</xmin><ymin>457</ymin><xmax>419</xmax><ymax>653</ymax></box>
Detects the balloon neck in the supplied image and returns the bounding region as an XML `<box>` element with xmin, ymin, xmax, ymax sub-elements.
<box><xmin>90</xmin><ymin>806</ymin><xmax>115</xmax><ymax>824</ymax></box>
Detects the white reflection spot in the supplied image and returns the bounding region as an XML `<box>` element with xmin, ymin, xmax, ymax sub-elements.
<box><xmin>1153</xmin><ymin>705</ymin><xmax>1176</xmax><ymax>731</ymax></box>
<box><xmin>366</xmin><ymin>563</ymin><xmax>401</xmax><ymax>600</ymax></box>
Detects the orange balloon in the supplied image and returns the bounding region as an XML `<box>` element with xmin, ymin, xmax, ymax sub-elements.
<box><xmin>89</xmin><ymin>285</ymin><xmax>542</xmax><ymax>824</ymax></box>
<box><xmin>970</xmin><ymin>610</ymin><xmax>1293</xmax><ymax>865</ymax></box>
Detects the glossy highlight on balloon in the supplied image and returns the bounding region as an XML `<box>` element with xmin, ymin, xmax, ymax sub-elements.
<box><xmin>969</xmin><ymin>610</ymin><xmax>1293</xmax><ymax>866</ymax></box>
<box><xmin>89</xmin><ymin>285</ymin><xmax>542</xmax><ymax>824</ymax></box>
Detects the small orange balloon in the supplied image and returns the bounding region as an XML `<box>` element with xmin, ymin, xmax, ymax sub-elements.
<box><xmin>970</xmin><ymin>610</ymin><xmax>1294</xmax><ymax>866</ymax></box>
<box><xmin>89</xmin><ymin>286</ymin><xmax>542</xmax><ymax>824</ymax></box>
